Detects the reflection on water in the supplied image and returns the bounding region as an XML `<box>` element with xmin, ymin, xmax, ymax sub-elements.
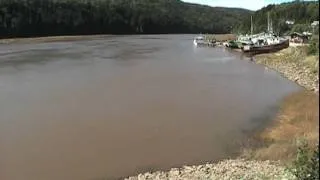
<box><xmin>0</xmin><ymin>35</ymin><xmax>300</xmax><ymax>180</ymax></box>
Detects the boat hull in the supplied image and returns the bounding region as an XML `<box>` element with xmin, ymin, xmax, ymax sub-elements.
<box><xmin>242</xmin><ymin>39</ymin><xmax>289</xmax><ymax>55</ymax></box>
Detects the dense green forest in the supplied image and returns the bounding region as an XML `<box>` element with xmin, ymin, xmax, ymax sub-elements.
<box><xmin>0</xmin><ymin>0</ymin><xmax>251</xmax><ymax>38</ymax></box>
<box><xmin>234</xmin><ymin>1</ymin><xmax>319</xmax><ymax>35</ymax></box>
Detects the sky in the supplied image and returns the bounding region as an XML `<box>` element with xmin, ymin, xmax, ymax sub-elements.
<box><xmin>181</xmin><ymin>0</ymin><xmax>315</xmax><ymax>11</ymax></box>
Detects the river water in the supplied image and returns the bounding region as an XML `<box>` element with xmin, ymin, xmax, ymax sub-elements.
<box><xmin>0</xmin><ymin>35</ymin><xmax>300</xmax><ymax>180</ymax></box>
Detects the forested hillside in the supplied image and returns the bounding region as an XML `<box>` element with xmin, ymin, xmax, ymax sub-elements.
<box><xmin>234</xmin><ymin>1</ymin><xmax>319</xmax><ymax>35</ymax></box>
<box><xmin>0</xmin><ymin>0</ymin><xmax>251</xmax><ymax>38</ymax></box>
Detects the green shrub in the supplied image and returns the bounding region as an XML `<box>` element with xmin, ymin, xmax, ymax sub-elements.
<box><xmin>307</xmin><ymin>37</ymin><xmax>319</xmax><ymax>55</ymax></box>
<box><xmin>290</xmin><ymin>141</ymin><xmax>319</xmax><ymax>180</ymax></box>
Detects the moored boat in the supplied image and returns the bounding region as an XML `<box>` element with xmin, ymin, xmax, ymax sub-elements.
<box><xmin>230</xmin><ymin>12</ymin><xmax>289</xmax><ymax>54</ymax></box>
<box><xmin>193</xmin><ymin>36</ymin><xmax>215</xmax><ymax>47</ymax></box>
<box><xmin>242</xmin><ymin>38</ymin><xmax>289</xmax><ymax>55</ymax></box>
<box><xmin>225</xmin><ymin>39</ymin><xmax>253</xmax><ymax>49</ymax></box>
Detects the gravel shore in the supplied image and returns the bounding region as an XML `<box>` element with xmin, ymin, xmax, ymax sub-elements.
<box><xmin>125</xmin><ymin>159</ymin><xmax>296</xmax><ymax>180</ymax></box>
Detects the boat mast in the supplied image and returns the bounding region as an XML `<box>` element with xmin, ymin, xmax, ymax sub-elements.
<box><xmin>267</xmin><ymin>12</ymin><xmax>273</xmax><ymax>34</ymax></box>
<box><xmin>251</xmin><ymin>16</ymin><xmax>253</xmax><ymax>35</ymax></box>
<box><xmin>267</xmin><ymin>12</ymin><xmax>270</xmax><ymax>33</ymax></box>
<box><xmin>270</xmin><ymin>17</ymin><xmax>273</xmax><ymax>33</ymax></box>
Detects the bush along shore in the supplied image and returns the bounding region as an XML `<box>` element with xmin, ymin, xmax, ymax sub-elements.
<box><xmin>125</xmin><ymin>42</ymin><xmax>319</xmax><ymax>180</ymax></box>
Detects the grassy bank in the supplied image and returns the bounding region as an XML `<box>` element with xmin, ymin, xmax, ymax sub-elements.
<box><xmin>242</xmin><ymin>90</ymin><xmax>319</xmax><ymax>161</ymax></box>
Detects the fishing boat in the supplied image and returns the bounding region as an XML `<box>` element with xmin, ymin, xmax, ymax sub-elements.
<box><xmin>242</xmin><ymin>13</ymin><xmax>289</xmax><ymax>54</ymax></box>
<box><xmin>242</xmin><ymin>37</ymin><xmax>289</xmax><ymax>54</ymax></box>
<box><xmin>225</xmin><ymin>16</ymin><xmax>255</xmax><ymax>49</ymax></box>
<box><xmin>225</xmin><ymin>37</ymin><xmax>254</xmax><ymax>49</ymax></box>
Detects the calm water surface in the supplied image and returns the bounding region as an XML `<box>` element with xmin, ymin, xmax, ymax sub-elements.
<box><xmin>0</xmin><ymin>35</ymin><xmax>300</xmax><ymax>180</ymax></box>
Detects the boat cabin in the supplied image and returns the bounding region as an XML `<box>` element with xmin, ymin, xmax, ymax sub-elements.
<box><xmin>195</xmin><ymin>36</ymin><xmax>205</xmax><ymax>41</ymax></box>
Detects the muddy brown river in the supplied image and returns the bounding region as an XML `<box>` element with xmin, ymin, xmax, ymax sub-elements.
<box><xmin>0</xmin><ymin>35</ymin><xmax>300</xmax><ymax>180</ymax></box>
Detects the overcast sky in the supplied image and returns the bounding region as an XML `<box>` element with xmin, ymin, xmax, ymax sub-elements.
<box><xmin>181</xmin><ymin>0</ymin><xmax>315</xmax><ymax>11</ymax></box>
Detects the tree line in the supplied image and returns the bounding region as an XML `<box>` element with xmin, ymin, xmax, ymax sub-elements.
<box><xmin>0</xmin><ymin>0</ymin><xmax>251</xmax><ymax>38</ymax></box>
<box><xmin>234</xmin><ymin>0</ymin><xmax>319</xmax><ymax>35</ymax></box>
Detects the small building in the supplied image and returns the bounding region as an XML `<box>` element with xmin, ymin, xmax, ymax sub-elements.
<box><xmin>290</xmin><ymin>32</ymin><xmax>311</xmax><ymax>43</ymax></box>
<box><xmin>303</xmin><ymin>31</ymin><xmax>312</xmax><ymax>36</ymax></box>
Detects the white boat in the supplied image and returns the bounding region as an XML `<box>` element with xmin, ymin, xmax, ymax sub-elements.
<box><xmin>193</xmin><ymin>36</ymin><xmax>205</xmax><ymax>46</ymax></box>
<box><xmin>193</xmin><ymin>36</ymin><xmax>215</xmax><ymax>47</ymax></box>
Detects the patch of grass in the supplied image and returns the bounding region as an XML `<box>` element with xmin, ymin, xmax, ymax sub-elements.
<box><xmin>307</xmin><ymin>35</ymin><xmax>319</xmax><ymax>56</ymax></box>
<box><xmin>256</xmin><ymin>46</ymin><xmax>306</xmax><ymax>65</ymax></box>
<box><xmin>243</xmin><ymin>90</ymin><xmax>319</xmax><ymax>163</ymax></box>
<box><xmin>303</xmin><ymin>55</ymin><xmax>319</xmax><ymax>75</ymax></box>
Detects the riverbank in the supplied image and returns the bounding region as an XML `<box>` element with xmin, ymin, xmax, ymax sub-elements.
<box><xmin>125</xmin><ymin>159</ymin><xmax>295</xmax><ymax>180</ymax></box>
<box><xmin>254</xmin><ymin>46</ymin><xmax>319</xmax><ymax>92</ymax></box>
<box><xmin>125</xmin><ymin>46</ymin><xmax>319</xmax><ymax>180</ymax></box>
<box><xmin>241</xmin><ymin>45</ymin><xmax>319</xmax><ymax>166</ymax></box>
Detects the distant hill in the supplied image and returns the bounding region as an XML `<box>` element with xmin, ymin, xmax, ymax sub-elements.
<box><xmin>234</xmin><ymin>0</ymin><xmax>319</xmax><ymax>35</ymax></box>
<box><xmin>0</xmin><ymin>0</ymin><xmax>251</xmax><ymax>38</ymax></box>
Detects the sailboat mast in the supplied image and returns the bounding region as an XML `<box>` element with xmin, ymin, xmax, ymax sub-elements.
<box><xmin>251</xmin><ymin>16</ymin><xmax>253</xmax><ymax>35</ymax></box>
<box><xmin>270</xmin><ymin>17</ymin><xmax>273</xmax><ymax>33</ymax></box>
<box><xmin>267</xmin><ymin>12</ymin><xmax>270</xmax><ymax>33</ymax></box>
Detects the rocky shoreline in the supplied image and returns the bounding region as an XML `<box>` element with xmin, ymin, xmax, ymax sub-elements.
<box><xmin>254</xmin><ymin>46</ymin><xmax>319</xmax><ymax>93</ymax></box>
<box><xmin>124</xmin><ymin>159</ymin><xmax>296</xmax><ymax>180</ymax></box>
